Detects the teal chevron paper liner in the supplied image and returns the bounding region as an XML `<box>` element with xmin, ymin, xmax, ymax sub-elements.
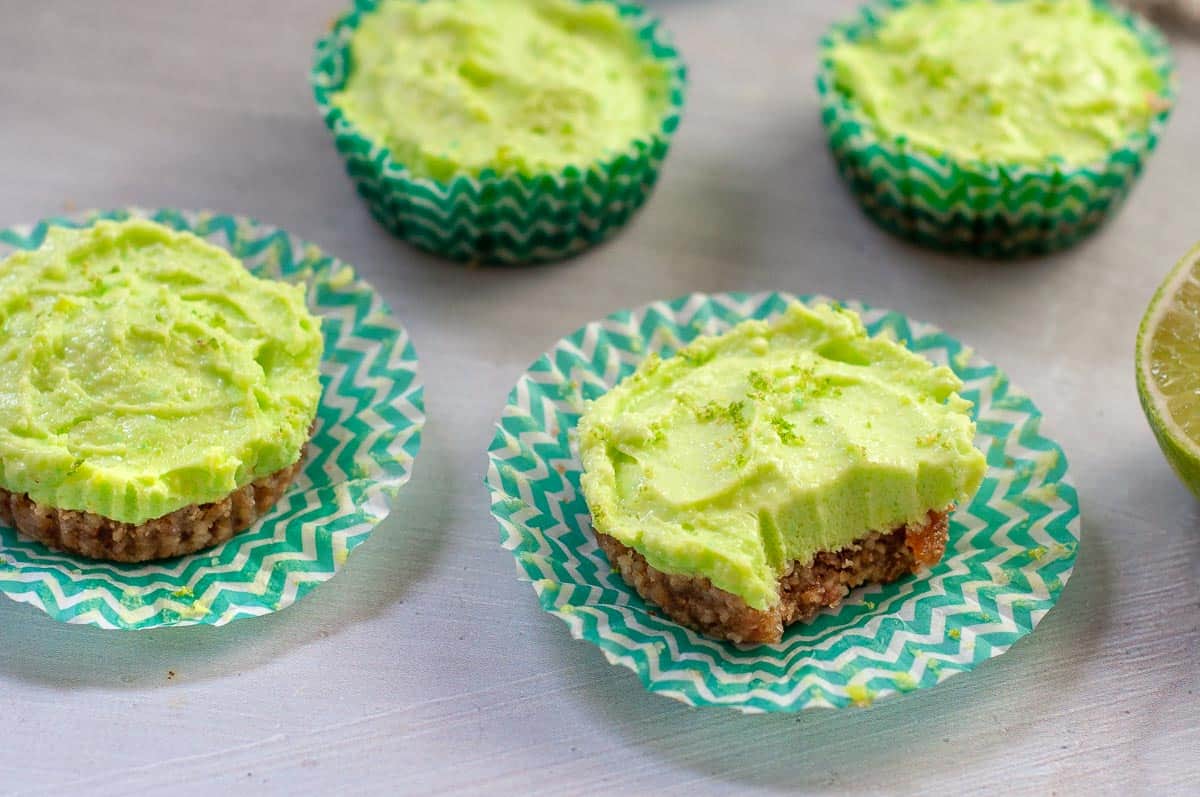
<box><xmin>486</xmin><ymin>292</ymin><xmax>1080</xmax><ymax>712</ymax></box>
<box><xmin>816</xmin><ymin>0</ymin><xmax>1175</xmax><ymax>257</ymax></box>
<box><xmin>0</xmin><ymin>209</ymin><xmax>425</xmax><ymax>630</ymax></box>
<box><xmin>311</xmin><ymin>0</ymin><xmax>687</xmax><ymax>266</ymax></box>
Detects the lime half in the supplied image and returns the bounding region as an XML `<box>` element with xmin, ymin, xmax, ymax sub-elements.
<box><xmin>1136</xmin><ymin>242</ymin><xmax>1200</xmax><ymax>498</ymax></box>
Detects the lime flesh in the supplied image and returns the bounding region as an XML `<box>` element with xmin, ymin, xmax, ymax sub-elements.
<box><xmin>1136</xmin><ymin>242</ymin><xmax>1200</xmax><ymax>497</ymax></box>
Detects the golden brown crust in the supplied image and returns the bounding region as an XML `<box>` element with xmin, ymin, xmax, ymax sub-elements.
<box><xmin>0</xmin><ymin>455</ymin><xmax>306</xmax><ymax>563</ymax></box>
<box><xmin>595</xmin><ymin>509</ymin><xmax>950</xmax><ymax>644</ymax></box>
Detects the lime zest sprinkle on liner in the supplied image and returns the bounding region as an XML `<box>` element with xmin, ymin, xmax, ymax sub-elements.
<box><xmin>847</xmin><ymin>684</ymin><xmax>874</xmax><ymax>707</ymax></box>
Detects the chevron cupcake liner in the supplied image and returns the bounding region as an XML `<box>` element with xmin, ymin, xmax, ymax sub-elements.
<box><xmin>0</xmin><ymin>209</ymin><xmax>425</xmax><ymax>630</ymax></box>
<box><xmin>817</xmin><ymin>0</ymin><xmax>1176</xmax><ymax>257</ymax></box>
<box><xmin>311</xmin><ymin>0</ymin><xmax>687</xmax><ymax>266</ymax></box>
<box><xmin>486</xmin><ymin>292</ymin><xmax>1080</xmax><ymax>712</ymax></box>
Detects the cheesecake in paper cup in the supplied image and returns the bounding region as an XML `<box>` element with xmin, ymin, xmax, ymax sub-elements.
<box><xmin>816</xmin><ymin>0</ymin><xmax>1176</xmax><ymax>257</ymax></box>
<box><xmin>0</xmin><ymin>208</ymin><xmax>425</xmax><ymax>630</ymax></box>
<box><xmin>486</xmin><ymin>292</ymin><xmax>1080</xmax><ymax>712</ymax></box>
<box><xmin>310</xmin><ymin>0</ymin><xmax>687</xmax><ymax>266</ymax></box>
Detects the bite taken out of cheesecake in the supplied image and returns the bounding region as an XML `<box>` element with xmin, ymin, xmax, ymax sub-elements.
<box><xmin>577</xmin><ymin>303</ymin><xmax>986</xmax><ymax>644</ymax></box>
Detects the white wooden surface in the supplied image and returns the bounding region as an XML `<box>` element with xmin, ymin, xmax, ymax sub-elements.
<box><xmin>1</xmin><ymin>2</ymin><xmax>1197</xmax><ymax>794</ymax></box>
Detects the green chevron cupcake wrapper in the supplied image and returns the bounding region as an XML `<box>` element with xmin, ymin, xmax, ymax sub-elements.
<box><xmin>816</xmin><ymin>0</ymin><xmax>1175</xmax><ymax>257</ymax></box>
<box><xmin>0</xmin><ymin>209</ymin><xmax>425</xmax><ymax>630</ymax></box>
<box><xmin>311</xmin><ymin>0</ymin><xmax>687</xmax><ymax>266</ymax></box>
<box><xmin>487</xmin><ymin>292</ymin><xmax>1080</xmax><ymax>712</ymax></box>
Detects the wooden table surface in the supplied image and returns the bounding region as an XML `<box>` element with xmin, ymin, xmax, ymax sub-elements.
<box><xmin>1</xmin><ymin>2</ymin><xmax>1197</xmax><ymax>794</ymax></box>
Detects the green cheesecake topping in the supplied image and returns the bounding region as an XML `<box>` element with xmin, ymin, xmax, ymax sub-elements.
<box><xmin>331</xmin><ymin>0</ymin><xmax>672</xmax><ymax>180</ymax></box>
<box><xmin>0</xmin><ymin>219</ymin><xmax>323</xmax><ymax>525</ymax></box>
<box><xmin>578</xmin><ymin>303</ymin><xmax>986</xmax><ymax>610</ymax></box>
<box><xmin>828</xmin><ymin>0</ymin><xmax>1167</xmax><ymax>166</ymax></box>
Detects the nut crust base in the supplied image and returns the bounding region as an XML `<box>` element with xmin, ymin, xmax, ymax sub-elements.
<box><xmin>0</xmin><ymin>457</ymin><xmax>306</xmax><ymax>563</ymax></box>
<box><xmin>595</xmin><ymin>510</ymin><xmax>950</xmax><ymax>644</ymax></box>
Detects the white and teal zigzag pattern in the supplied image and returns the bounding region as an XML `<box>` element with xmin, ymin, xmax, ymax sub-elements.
<box><xmin>0</xmin><ymin>208</ymin><xmax>425</xmax><ymax>630</ymax></box>
<box><xmin>816</xmin><ymin>0</ymin><xmax>1176</xmax><ymax>257</ymax></box>
<box><xmin>310</xmin><ymin>0</ymin><xmax>688</xmax><ymax>266</ymax></box>
<box><xmin>486</xmin><ymin>291</ymin><xmax>1080</xmax><ymax>712</ymax></box>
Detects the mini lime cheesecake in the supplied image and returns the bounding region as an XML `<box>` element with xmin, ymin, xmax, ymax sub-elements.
<box><xmin>332</xmin><ymin>0</ymin><xmax>672</xmax><ymax>180</ymax></box>
<box><xmin>829</xmin><ymin>0</ymin><xmax>1165</xmax><ymax>167</ymax></box>
<box><xmin>817</xmin><ymin>0</ymin><xmax>1174</xmax><ymax>255</ymax></box>
<box><xmin>312</xmin><ymin>0</ymin><xmax>686</xmax><ymax>264</ymax></box>
<box><xmin>578</xmin><ymin>303</ymin><xmax>985</xmax><ymax>639</ymax></box>
<box><xmin>0</xmin><ymin>219</ymin><xmax>323</xmax><ymax>541</ymax></box>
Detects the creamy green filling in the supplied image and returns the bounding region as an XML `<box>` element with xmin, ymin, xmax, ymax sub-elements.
<box><xmin>828</xmin><ymin>0</ymin><xmax>1166</xmax><ymax>166</ymax></box>
<box><xmin>0</xmin><ymin>220</ymin><xmax>323</xmax><ymax>525</ymax></box>
<box><xmin>578</xmin><ymin>304</ymin><xmax>986</xmax><ymax>610</ymax></box>
<box><xmin>331</xmin><ymin>0</ymin><xmax>672</xmax><ymax>180</ymax></box>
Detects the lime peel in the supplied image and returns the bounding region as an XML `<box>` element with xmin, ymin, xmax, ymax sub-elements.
<box><xmin>1136</xmin><ymin>241</ymin><xmax>1200</xmax><ymax>497</ymax></box>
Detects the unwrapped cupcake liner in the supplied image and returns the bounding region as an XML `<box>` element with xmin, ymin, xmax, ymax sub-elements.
<box><xmin>816</xmin><ymin>0</ymin><xmax>1176</xmax><ymax>257</ymax></box>
<box><xmin>310</xmin><ymin>0</ymin><xmax>688</xmax><ymax>266</ymax></box>
<box><xmin>486</xmin><ymin>292</ymin><xmax>1080</xmax><ymax>712</ymax></box>
<box><xmin>0</xmin><ymin>209</ymin><xmax>425</xmax><ymax>630</ymax></box>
